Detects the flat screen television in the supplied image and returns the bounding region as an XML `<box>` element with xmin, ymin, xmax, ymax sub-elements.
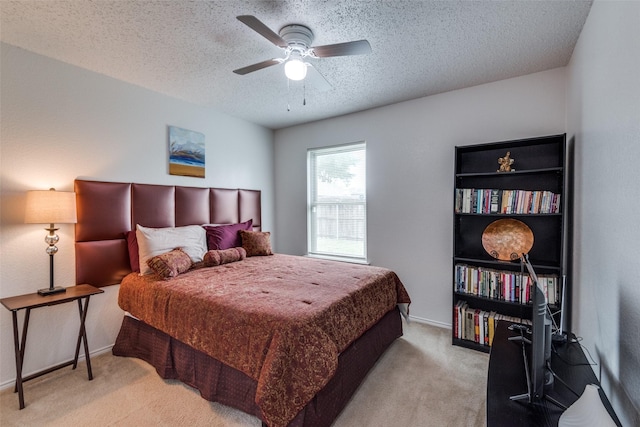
<box><xmin>509</xmin><ymin>254</ymin><xmax>558</xmax><ymax>406</ymax></box>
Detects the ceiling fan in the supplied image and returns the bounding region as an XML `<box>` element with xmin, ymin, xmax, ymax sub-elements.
<box><xmin>233</xmin><ymin>15</ymin><xmax>371</xmax><ymax>87</ymax></box>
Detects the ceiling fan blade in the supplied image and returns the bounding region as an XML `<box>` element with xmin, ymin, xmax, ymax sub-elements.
<box><xmin>312</xmin><ymin>40</ymin><xmax>371</xmax><ymax>57</ymax></box>
<box><xmin>233</xmin><ymin>58</ymin><xmax>282</xmax><ymax>75</ymax></box>
<box><xmin>306</xmin><ymin>64</ymin><xmax>333</xmax><ymax>92</ymax></box>
<box><xmin>237</xmin><ymin>15</ymin><xmax>288</xmax><ymax>48</ymax></box>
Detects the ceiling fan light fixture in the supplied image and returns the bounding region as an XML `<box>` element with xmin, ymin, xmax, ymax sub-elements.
<box><xmin>234</xmin><ymin>15</ymin><xmax>370</xmax><ymax>87</ymax></box>
<box><xmin>284</xmin><ymin>58</ymin><xmax>307</xmax><ymax>81</ymax></box>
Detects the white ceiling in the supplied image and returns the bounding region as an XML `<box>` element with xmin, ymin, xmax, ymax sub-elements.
<box><xmin>1</xmin><ymin>1</ymin><xmax>593</xmax><ymax>130</ymax></box>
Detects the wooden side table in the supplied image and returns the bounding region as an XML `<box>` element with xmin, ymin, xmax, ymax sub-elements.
<box><xmin>0</xmin><ymin>284</ymin><xmax>104</xmax><ymax>409</ymax></box>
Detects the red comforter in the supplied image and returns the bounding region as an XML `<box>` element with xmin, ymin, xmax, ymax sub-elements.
<box><xmin>118</xmin><ymin>254</ymin><xmax>410</xmax><ymax>427</ymax></box>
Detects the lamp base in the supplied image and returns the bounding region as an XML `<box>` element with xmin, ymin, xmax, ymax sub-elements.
<box><xmin>38</xmin><ymin>286</ymin><xmax>66</xmax><ymax>296</ymax></box>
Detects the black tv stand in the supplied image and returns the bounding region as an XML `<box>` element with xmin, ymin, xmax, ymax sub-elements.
<box><xmin>487</xmin><ymin>321</ymin><xmax>621</xmax><ymax>426</ymax></box>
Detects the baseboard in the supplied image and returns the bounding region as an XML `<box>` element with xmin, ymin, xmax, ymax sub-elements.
<box><xmin>408</xmin><ymin>315</ymin><xmax>451</xmax><ymax>329</ymax></box>
<box><xmin>0</xmin><ymin>344</ymin><xmax>114</xmax><ymax>391</ymax></box>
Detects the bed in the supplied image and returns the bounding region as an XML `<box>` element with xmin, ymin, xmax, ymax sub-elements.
<box><xmin>74</xmin><ymin>179</ymin><xmax>410</xmax><ymax>427</ymax></box>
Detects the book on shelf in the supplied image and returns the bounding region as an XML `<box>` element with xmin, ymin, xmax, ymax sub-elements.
<box><xmin>454</xmin><ymin>188</ymin><xmax>561</xmax><ymax>214</ymax></box>
<box><xmin>465</xmin><ymin>307</ymin><xmax>475</xmax><ymax>341</ymax></box>
<box><xmin>453</xmin><ymin>301</ymin><xmax>531</xmax><ymax>347</ymax></box>
<box><xmin>454</xmin><ymin>300</ymin><xmax>461</xmax><ymax>339</ymax></box>
<box><xmin>455</xmin><ymin>263</ymin><xmax>559</xmax><ymax>305</ymax></box>
<box><xmin>488</xmin><ymin>311</ymin><xmax>497</xmax><ymax>346</ymax></box>
<box><xmin>489</xmin><ymin>189</ymin><xmax>501</xmax><ymax>213</ymax></box>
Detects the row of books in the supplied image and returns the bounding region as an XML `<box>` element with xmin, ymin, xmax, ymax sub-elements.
<box><xmin>454</xmin><ymin>188</ymin><xmax>561</xmax><ymax>214</ymax></box>
<box><xmin>454</xmin><ymin>300</ymin><xmax>531</xmax><ymax>346</ymax></box>
<box><xmin>455</xmin><ymin>264</ymin><xmax>560</xmax><ymax>305</ymax></box>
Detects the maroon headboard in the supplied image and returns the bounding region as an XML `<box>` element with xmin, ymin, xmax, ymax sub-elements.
<box><xmin>74</xmin><ymin>180</ymin><xmax>261</xmax><ymax>287</ymax></box>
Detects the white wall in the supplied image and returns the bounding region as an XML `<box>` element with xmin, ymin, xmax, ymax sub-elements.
<box><xmin>566</xmin><ymin>1</ymin><xmax>640</xmax><ymax>425</ymax></box>
<box><xmin>274</xmin><ymin>68</ymin><xmax>566</xmax><ymax>325</ymax></box>
<box><xmin>0</xmin><ymin>44</ymin><xmax>274</xmax><ymax>387</ymax></box>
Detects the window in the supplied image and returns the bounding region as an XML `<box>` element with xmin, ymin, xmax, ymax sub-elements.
<box><xmin>307</xmin><ymin>142</ymin><xmax>366</xmax><ymax>262</ymax></box>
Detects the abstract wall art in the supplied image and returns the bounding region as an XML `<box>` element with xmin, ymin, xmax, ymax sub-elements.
<box><xmin>168</xmin><ymin>125</ymin><xmax>205</xmax><ymax>178</ymax></box>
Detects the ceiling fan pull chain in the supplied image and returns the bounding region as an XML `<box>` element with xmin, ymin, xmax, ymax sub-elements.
<box><xmin>287</xmin><ymin>78</ymin><xmax>291</xmax><ymax>112</ymax></box>
<box><xmin>303</xmin><ymin>80</ymin><xmax>307</xmax><ymax>106</ymax></box>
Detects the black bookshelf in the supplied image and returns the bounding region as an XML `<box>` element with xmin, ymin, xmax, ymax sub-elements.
<box><xmin>452</xmin><ymin>134</ymin><xmax>571</xmax><ymax>353</ymax></box>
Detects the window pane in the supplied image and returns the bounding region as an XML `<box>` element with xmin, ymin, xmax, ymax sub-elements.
<box><xmin>308</xmin><ymin>143</ymin><xmax>366</xmax><ymax>261</ymax></box>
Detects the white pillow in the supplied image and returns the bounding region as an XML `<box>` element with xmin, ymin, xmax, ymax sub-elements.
<box><xmin>136</xmin><ymin>224</ymin><xmax>207</xmax><ymax>275</ymax></box>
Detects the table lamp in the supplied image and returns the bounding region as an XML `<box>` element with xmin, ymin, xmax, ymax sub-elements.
<box><xmin>25</xmin><ymin>188</ymin><xmax>77</xmax><ymax>295</ymax></box>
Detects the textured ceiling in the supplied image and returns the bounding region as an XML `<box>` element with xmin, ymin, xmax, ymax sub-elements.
<box><xmin>1</xmin><ymin>0</ymin><xmax>592</xmax><ymax>130</ymax></box>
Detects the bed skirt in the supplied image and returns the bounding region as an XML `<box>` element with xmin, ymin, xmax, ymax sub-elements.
<box><xmin>112</xmin><ymin>307</ymin><xmax>403</xmax><ymax>427</ymax></box>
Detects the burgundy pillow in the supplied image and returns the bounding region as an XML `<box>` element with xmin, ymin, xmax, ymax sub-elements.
<box><xmin>204</xmin><ymin>219</ymin><xmax>253</xmax><ymax>250</ymax></box>
<box><xmin>125</xmin><ymin>231</ymin><xmax>140</xmax><ymax>273</ymax></box>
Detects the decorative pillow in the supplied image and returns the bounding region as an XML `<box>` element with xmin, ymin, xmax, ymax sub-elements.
<box><xmin>240</xmin><ymin>230</ymin><xmax>273</xmax><ymax>256</ymax></box>
<box><xmin>204</xmin><ymin>247</ymin><xmax>247</xmax><ymax>267</ymax></box>
<box><xmin>204</xmin><ymin>219</ymin><xmax>253</xmax><ymax>251</ymax></box>
<box><xmin>146</xmin><ymin>248</ymin><xmax>193</xmax><ymax>278</ymax></box>
<box><xmin>125</xmin><ymin>231</ymin><xmax>140</xmax><ymax>273</ymax></box>
<box><xmin>136</xmin><ymin>224</ymin><xmax>207</xmax><ymax>275</ymax></box>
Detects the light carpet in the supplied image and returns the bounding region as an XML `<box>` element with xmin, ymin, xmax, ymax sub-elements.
<box><xmin>0</xmin><ymin>321</ymin><xmax>488</xmax><ymax>426</ymax></box>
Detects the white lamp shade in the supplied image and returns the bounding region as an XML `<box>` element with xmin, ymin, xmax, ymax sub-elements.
<box><xmin>25</xmin><ymin>189</ymin><xmax>77</xmax><ymax>224</ymax></box>
<box><xmin>558</xmin><ymin>384</ymin><xmax>616</xmax><ymax>427</ymax></box>
<box><xmin>284</xmin><ymin>58</ymin><xmax>307</xmax><ymax>81</ymax></box>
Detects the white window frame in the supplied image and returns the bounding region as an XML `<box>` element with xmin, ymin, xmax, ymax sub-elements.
<box><xmin>307</xmin><ymin>142</ymin><xmax>367</xmax><ymax>264</ymax></box>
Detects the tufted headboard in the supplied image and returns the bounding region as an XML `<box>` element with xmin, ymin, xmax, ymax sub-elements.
<box><xmin>74</xmin><ymin>179</ymin><xmax>261</xmax><ymax>287</ymax></box>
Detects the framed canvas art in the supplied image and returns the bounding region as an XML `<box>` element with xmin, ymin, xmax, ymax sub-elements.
<box><xmin>168</xmin><ymin>126</ymin><xmax>205</xmax><ymax>178</ymax></box>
